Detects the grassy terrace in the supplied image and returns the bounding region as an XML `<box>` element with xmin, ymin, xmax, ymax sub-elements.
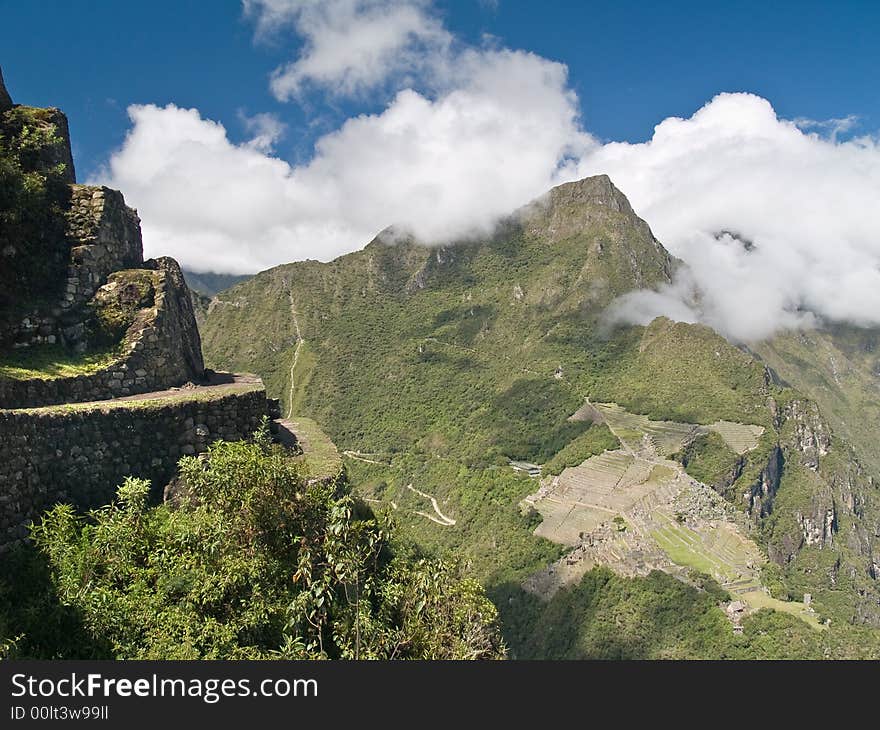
<box><xmin>0</xmin><ymin>343</ymin><xmax>121</xmax><ymax>380</ymax></box>
<box><xmin>288</xmin><ymin>416</ymin><xmax>343</xmax><ymax>479</ymax></box>
<box><xmin>2</xmin><ymin>381</ymin><xmax>263</xmax><ymax>415</ymax></box>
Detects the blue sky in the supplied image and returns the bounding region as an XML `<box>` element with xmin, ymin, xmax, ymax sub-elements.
<box><xmin>2</xmin><ymin>1</ymin><xmax>879</xmax><ymax>342</ymax></box>
<box><xmin>1</xmin><ymin>0</ymin><xmax>876</xmax><ymax>179</ymax></box>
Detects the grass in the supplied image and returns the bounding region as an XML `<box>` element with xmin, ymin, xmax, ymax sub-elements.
<box><xmin>678</xmin><ymin>431</ymin><xmax>741</xmax><ymax>486</ymax></box>
<box><xmin>740</xmin><ymin>590</ymin><xmax>825</xmax><ymax>630</ymax></box>
<box><xmin>6</xmin><ymin>382</ymin><xmax>263</xmax><ymax>415</ymax></box>
<box><xmin>708</xmin><ymin>421</ymin><xmax>764</xmax><ymax>454</ymax></box>
<box><xmin>542</xmin><ymin>423</ymin><xmax>619</xmax><ymax>475</ymax></box>
<box><xmin>286</xmin><ymin>416</ymin><xmax>343</xmax><ymax>479</ymax></box>
<box><xmin>0</xmin><ymin>343</ymin><xmax>121</xmax><ymax>380</ymax></box>
<box><xmin>650</xmin><ymin>514</ymin><xmax>824</xmax><ymax>631</ymax></box>
<box><xmin>652</xmin><ymin>523</ymin><xmax>737</xmax><ymax>582</ymax></box>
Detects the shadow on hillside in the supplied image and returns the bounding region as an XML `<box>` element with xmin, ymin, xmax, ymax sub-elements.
<box><xmin>0</xmin><ymin>543</ymin><xmax>113</xmax><ymax>659</ymax></box>
<box><xmin>489</xmin><ymin>567</ymin><xmax>721</xmax><ymax>660</ymax></box>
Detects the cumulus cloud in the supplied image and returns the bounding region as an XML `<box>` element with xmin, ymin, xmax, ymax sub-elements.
<box><xmin>95</xmin><ymin>2</ymin><xmax>880</xmax><ymax>343</ymax></box>
<box><xmin>574</xmin><ymin>93</ymin><xmax>880</xmax><ymax>341</ymax></box>
<box><xmin>244</xmin><ymin>0</ymin><xmax>451</xmax><ymax>99</ymax></box>
<box><xmin>238</xmin><ymin>111</ymin><xmax>287</xmax><ymax>152</ymax></box>
<box><xmin>95</xmin><ymin>46</ymin><xmax>591</xmax><ymax>274</ymax></box>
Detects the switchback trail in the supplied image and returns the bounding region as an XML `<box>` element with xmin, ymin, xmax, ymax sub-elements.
<box><xmin>406</xmin><ymin>483</ymin><xmax>456</xmax><ymax>526</ymax></box>
<box><xmin>342</xmin><ymin>450</ymin><xmax>389</xmax><ymax>465</ymax></box>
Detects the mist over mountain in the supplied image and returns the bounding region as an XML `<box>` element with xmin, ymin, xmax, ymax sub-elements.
<box><xmin>201</xmin><ymin>175</ymin><xmax>880</xmax><ymax>654</ymax></box>
<box><xmin>92</xmin><ymin>2</ymin><xmax>880</xmax><ymax>344</ymax></box>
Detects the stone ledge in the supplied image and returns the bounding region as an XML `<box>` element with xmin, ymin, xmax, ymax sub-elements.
<box><xmin>0</xmin><ymin>258</ymin><xmax>204</xmax><ymax>408</ymax></box>
<box><xmin>0</xmin><ymin>374</ymin><xmax>269</xmax><ymax>551</ymax></box>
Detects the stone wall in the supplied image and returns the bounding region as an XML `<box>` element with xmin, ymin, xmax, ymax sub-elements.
<box><xmin>62</xmin><ymin>185</ymin><xmax>142</xmax><ymax>310</ymax></box>
<box><xmin>0</xmin><ymin>258</ymin><xmax>205</xmax><ymax>408</ymax></box>
<box><xmin>0</xmin><ymin>185</ymin><xmax>141</xmax><ymax>349</ymax></box>
<box><xmin>0</xmin><ymin>382</ymin><xmax>269</xmax><ymax>550</ymax></box>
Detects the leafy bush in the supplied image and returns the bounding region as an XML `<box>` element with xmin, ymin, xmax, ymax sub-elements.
<box><xmin>677</xmin><ymin>431</ymin><xmax>741</xmax><ymax>487</ymax></box>
<box><xmin>27</xmin><ymin>435</ymin><xmax>505</xmax><ymax>659</ymax></box>
<box><xmin>0</xmin><ymin>106</ymin><xmax>71</xmax><ymax>310</ymax></box>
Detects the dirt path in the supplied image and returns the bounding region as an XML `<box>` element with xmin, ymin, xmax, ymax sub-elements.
<box><xmin>342</xmin><ymin>450</ymin><xmax>388</xmax><ymax>465</ymax></box>
<box><xmin>406</xmin><ymin>483</ymin><xmax>456</xmax><ymax>526</ymax></box>
<box><xmin>286</xmin><ymin>291</ymin><xmax>304</xmax><ymax>420</ymax></box>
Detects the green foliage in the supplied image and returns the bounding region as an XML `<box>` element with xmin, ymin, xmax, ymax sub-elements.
<box><xmin>543</xmin><ymin>423</ymin><xmax>619</xmax><ymax>475</ymax></box>
<box><xmin>346</xmin><ymin>455</ymin><xmax>564</xmax><ymax>586</ymax></box>
<box><xmin>496</xmin><ymin>567</ymin><xmax>879</xmax><ymax>659</ymax></box>
<box><xmin>0</xmin><ymin>545</ymin><xmax>111</xmax><ymax>659</ymax></box>
<box><xmin>485</xmin><ymin>378</ymin><xmax>589</xmax><ymax>462</ymax></box>
<box><xmin>677</xmin><ymin>431</ymin><xmax>741</xmax><ymax>487</ymax></box>
<box><xmin>26</xmin><ymin>438</ymin><xmax>505</xmax><ymax>659</ymax></box>
<box><xmin>0</xmin><ymin>342</ymin><xmax>121</xmax><ymax>380</ymax></box>
<box><xmin>0</xmin><ymin>105</ymin><xmax>71</xmax><ymax>310</ymax></box>
<box><xmin>497</xmin><ymin>568</ymin><xmax>734</xmax><ymax>659</ymax></box>
<box><xmin>760</xmin><ymin>562</ymin><xmax>790</xmax><ymax>600</ymax></box>
<box><xmin>590</xmin><ymin>318</ymin><xmax>772</xmax><ymax>426</ymax></box>
<box><xmin>87</xmin><ymin>269</ymin><xmax>157</xmax><ymax>347</ymax></box>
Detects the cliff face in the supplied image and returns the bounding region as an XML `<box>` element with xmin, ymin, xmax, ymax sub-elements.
<box><xmin>0</xmin><ymin>82</ymin><xmax>205</xmax><ymax>407</ymax></box>
<box><xmin>718</xmin><ymin>392</ymin><xmax>880</xmax><ymax>623</ymax></box>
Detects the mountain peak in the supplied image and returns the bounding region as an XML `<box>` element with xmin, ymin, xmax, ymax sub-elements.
<box><xmin>545</xmin><ymin>174</ymin><xmax>635</xmax><ymax>216</ymax></box>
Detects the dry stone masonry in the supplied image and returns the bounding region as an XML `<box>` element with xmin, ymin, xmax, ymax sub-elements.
<box><xmin>62</xmin><ymin>185</ymin><xmax>144</xmax><ymax>311</ymax></box>
<box><xmin>0</xmin><ymin>66</ymin><xmax>276</xmax><ymax>550</ymax></box>
<box><xmin>0</xmin><ymin>382</ymin><xmax>268</xmax><ymax>549</ymax></box>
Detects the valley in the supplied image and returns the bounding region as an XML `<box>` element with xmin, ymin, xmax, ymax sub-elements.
<box><xmin>199</xmin><ymin>175</ymin><xmax>880</xmax><ymax>657</ymax></box>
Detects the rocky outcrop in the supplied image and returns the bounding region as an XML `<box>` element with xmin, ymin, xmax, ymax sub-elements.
<box><xmin>0</xmin><ymin>65</ymin><xmax>12</xmax><ymax>112</ymax></box>
<box><xmin>542</xmin><ymin>174</ymin><xmax>637</xmax><ymax>217</ymax></box>
<box><xmin>798</xmin><ymin>505</ymin><xmax>837</xmax><ymax>547</ymax></box>
<box><xmin>784</xmin><ymin>399</ymin><xmax>831</xmax><ymax>471</ymax></box>
<box><xmin>143</xmin><ymin>256</ymin><xmax>205</xmax><ymax>380</ymax></box>
<box><xmin>517</xmin><ymin>175</ymin><xmax>677</xmax><ymax>291</ymax></box>
<box><xmin>743</xmin><ymin>445</ymin><xmax>783</xmax><ymax>518</ymax></box>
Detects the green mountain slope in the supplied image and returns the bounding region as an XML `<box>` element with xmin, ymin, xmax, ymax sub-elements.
<box><xmin>182</xmin><ymin>269</ymin><xmax>251</xmax><ymax>297</ymax></box>
<box><xmin>202</xmin><ymin>175</ymin><xmax>880</xmax><ymax>656</ymax></box>
<box><xmin>753</xmin><ymin>324</ymin><xmax>880</xmax><ymax>475</ymax></box>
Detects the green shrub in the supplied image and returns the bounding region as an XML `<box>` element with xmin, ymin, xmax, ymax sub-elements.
<box><xmin>27</xmin><ymin>436</ymin><xmax>505</xmax><ymax>659</ymax></box>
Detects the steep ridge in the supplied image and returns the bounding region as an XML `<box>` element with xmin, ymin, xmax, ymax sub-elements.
<box><xmin>202</xmin><ymin>173</ymin><xmax>880</xmax><ymax>647</ymax></box>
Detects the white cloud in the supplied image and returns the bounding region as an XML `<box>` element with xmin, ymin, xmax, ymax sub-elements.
<box><xmin>572</xmin><ymin>93</ymin><xmax>880</xmax><ymax>341</ymax></box>
<box><xmin>95</xmin><ymin>47</ymin><xmax>591</xmax><ymax>275</ymax></box>
<box><xmin>238</xmin><ymin>111</ymin><xmax>287</xmax><ymax>152</ymax></box>
<box><xmin>794</xmin><ymin>114</ymin><xmax>860</xmax><ymax>143</ymax></box>
<box><xmin>96</xmin><ymin>3</ymin><xmax>880</xmax><ymax>344</ymax></box>
<box><xmin>244</xmin><ymin>0</ymin><xmax>451</xmax><ymax>100</ymax></box>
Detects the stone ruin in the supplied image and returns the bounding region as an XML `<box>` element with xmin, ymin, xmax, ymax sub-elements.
<box><xmin>0</xmin><ymin>66</ymin><xmax>278</xmax><ymax>549</ymax></box>
<box><xmin>0</xmin><ymin>65</ymin><xmax>204</xmax><ymax>408</ymax></box>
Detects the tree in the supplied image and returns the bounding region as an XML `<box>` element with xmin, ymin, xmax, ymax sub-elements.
<box><xmin>31</xmin><ymin>432</ymin><xmax>505</xmax><ymax>660</ymax></box>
